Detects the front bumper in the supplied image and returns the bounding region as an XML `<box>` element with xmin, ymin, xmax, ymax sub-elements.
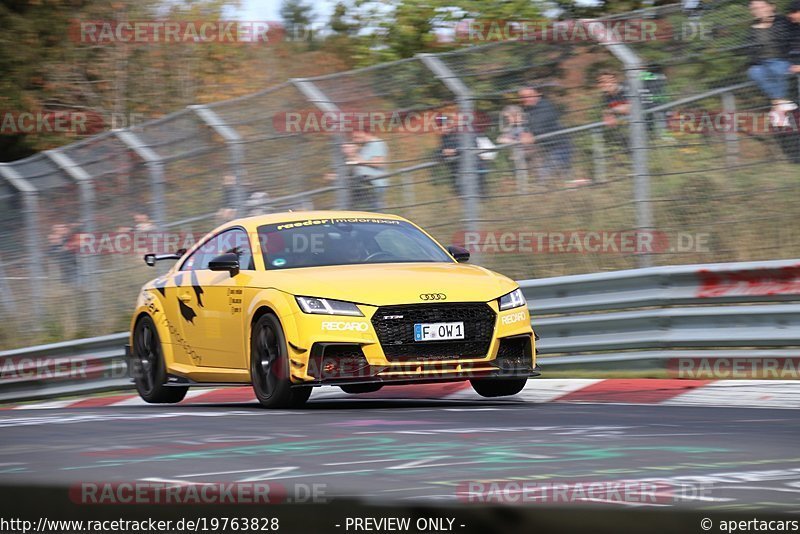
<box><xmin>295</xmin><ymin>332</ymin><xmax>539</xmax><ymax>387</ymax></box>
<box><xmin>285</xmin><ymin>301</ymin><xmax>536</xmax><ymax>385</ymax></box>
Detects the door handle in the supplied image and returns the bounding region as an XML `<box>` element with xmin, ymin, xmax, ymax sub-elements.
<box><xmin>179</xmin><ymin>293</ymin><xmax>192</xmax><ymax>302</ymax></box>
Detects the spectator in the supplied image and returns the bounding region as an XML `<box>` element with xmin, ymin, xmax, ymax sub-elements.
<box><xmin>775</xmin><ymin>0</ymin><xmax>800</xmax><ymax>163</ymax></box>
<box><xmin>348</xmin><ymin>127</ymin><xmax>389</xmax><ymax>211</ymax></box>
<box><xmin>497</xmin><ymin>105</ymin><xmax>531</xmax><ymax>192</ymax></box>
<box><xmin>597</xmin><ymin>71</ymin><xmax>631</xmax><ymax>128</ymax></box>
<box><xmin>47</xmin><ymin>223</ymin><xmax>78</xmax><ymax>280</ymax></box>
<box><xmin>436</xmin><ymin>113</ymin><xmax>460</xmax><ymax>193</ymax></box>
<box><xmin>517</xmin><ymin>85</ymin><xmax>574</xmax><ymax>184</ymax></box>
<box><xmin>788</xmin><ymin>0</ymin><xmax>800</xmax><ymax>76</ymax></box>
<box><xmin>435</xmin><ymin>113</ymin><xmax>492</xmax><ymax>197</ymax></box>
<box><xmin>746</xmin><ymin>0</ymin><xmax>796</xmax><ymax>125</ymax></box>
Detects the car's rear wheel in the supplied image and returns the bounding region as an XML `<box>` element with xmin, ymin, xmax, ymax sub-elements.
<box><xmin>470</xmin><ymin>378</ymin><xmax>527</xmax><ymax>398</ymax></box>
<box><xmin>133</xmin><ymin>316</ymin><xmax>188</xmax><ymax>403</ymax></box>
<box><xmin>340</xmin><ymin>384</ymin><xmax>383</xmax><ymax>394</ymax></box>
<box><xmin>250</xmin><ymin>314</ymin><xmax>311</xmax><ymax>409</ymax></box>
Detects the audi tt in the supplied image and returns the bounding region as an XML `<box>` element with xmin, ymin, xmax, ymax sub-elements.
<box><xmin>127</xmin><ymin>211</ymin><xmax>539</xmax><ymax>408</ymax></box>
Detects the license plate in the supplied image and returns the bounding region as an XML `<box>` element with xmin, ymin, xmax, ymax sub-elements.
<box><xmin>414</xmin><ymin>322</ymin><xmax>465</xmax><ymax>341</ymax></box>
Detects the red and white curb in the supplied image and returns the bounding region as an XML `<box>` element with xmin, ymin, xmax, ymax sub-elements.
<box><xmin>3</xmin><ymin>379</ymin><xmax>800</xmax><ymax>410</ymax></box>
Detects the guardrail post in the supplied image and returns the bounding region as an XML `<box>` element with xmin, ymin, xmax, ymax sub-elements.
<box><xmin>721</xmin><ymin>91</ymin><xmax>739</xmax><ymax>167</ymax></box>
<box><xmin>0</xmin><ymin>164</ymin><xmax>44</xmax><ymax>328</ymax></box>
<box><xmin>188</xmin><ymin>105</ymin><xmax>247</xmax><ymax>217</ymax></box>
<box><xmin>115</xmin><ymin>130</ymin><xmax>167</xmax><ymax>230</ymax></box>
<box><xmin>291</xmin><ymin>78</ymin><xmax>349</xmax><ymax>209</ymax></box>
<box><xmin>418</xmin><ymin>54</ymin><xmax>480</xmax><ymax>251</ymax></box>
<box><xmin>597</xmin><ymin>36</ymin><xmax>653</xmax><ymax>268</ymax></box>
<box><xmin>45</xmin><ymin>150</ymin><xmax>100</xmax><ymax>325</ymax></box>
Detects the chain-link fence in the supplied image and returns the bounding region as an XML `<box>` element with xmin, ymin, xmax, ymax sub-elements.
<box><xmin>1</xmin><ymin>0</ymin><xmax>799</xmax><ymax>349</ymax></box>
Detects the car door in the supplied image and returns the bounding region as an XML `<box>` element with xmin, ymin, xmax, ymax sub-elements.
<box><xmin>177</xmin><ymin>228</ymin><xmax>254</xmax><ymax>369</ymax></box>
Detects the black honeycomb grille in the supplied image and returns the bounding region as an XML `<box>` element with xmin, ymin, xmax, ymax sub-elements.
<box><xmin>371</xmin><ymin>303</ymin><xmax>495</xmax><ymax>361</ymax></box>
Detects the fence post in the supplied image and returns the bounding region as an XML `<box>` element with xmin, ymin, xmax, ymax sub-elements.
<box><xmin>418</xmin><ymin>54</ymin><xmax>479</xmax><ymax>249</ymax></box>
<box><xmin>0</xmin><ymin>164</ymin><xmax>44</xmax><ymax>328</ymax></box>
<box><xmin>591</xmin><ymin>127</ymin><xmax>606</xmax><ymax>183</ymax></box>
<box><xmin>45</xmin><ymin>150</ymin><xmax>100</xmax><ymax>325</ymax></box>
<box><xmin>0</xmin><ymin>255</ymin><xmax>13</xmax><ymax>316</ymax></box>
<box><xmin>721</xmin><ymin>91</ymin><xmax>739</xmax><ymax>167</ymax></box>
<box><xmin>115</xmin><ymin>130</ymin><xmax>167</xmax><ymax>230</ymax></box>
<box><xmin>291</xmin><ymin>78</ymin><xmax>349</xmax><ymax>209</ymax></box>
<box><xmin>600</xmin><ymin>39</ymin><xmax>653</xmax><ymax>268</ymax></box>
<box><xmin>189</xmin><ymin>105</ymin><xmax>248</xmax><ymax>217</ymax></box>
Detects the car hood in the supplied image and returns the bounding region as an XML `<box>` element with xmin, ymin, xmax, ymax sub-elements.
<box><xmin>250</xmin><ymin>262</ymin><xmax>517</xmax><ymax>306</ymax></box>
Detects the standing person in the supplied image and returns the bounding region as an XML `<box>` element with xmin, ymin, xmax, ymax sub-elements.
<box><xmin>775</xmin><ymin>0</ymin><xmax>800</xmax><ymax>163</ymax></box>
<box><xmin>746</xmin><ymin>0</ymin><xmax>796</xmax><ymax>125</ymax></box>
<box><xmin>787</xmin><ymin>0</ymin><xmax>800</xmax><ymax>76</ymax></box>
<box><xmin>597</xmin><ymin>71</ymin><xmax>630</xmax><ymax>128</ymax></box>
<box><xmin>435</xmin><ymin>113</ymin><xmax>492</xmax><ymax>197</ymax></box>
<box><xmin>348</xmin><ymin>127</ymin><xmax>389</xmax><ymax>210</ymax></box>
<box><xmin>436</xmin><ymin>113</ymin><xmax>461</xmax><ymax>194</ymax></box>
<box><xmin>517</xmin><ymin>85</ymin><xmax>574</xmax><ymax>184</ymax></box>
<box><xmin>497</xmin><ymin>105</ymin><xmax>530</xmax><ymax>192</ymax></box>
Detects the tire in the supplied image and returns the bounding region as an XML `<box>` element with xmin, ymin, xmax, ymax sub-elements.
<box><xmin>132</xmin><ymin>316</ymin><xmax>189</xmax><ymax>404</ymax></box>
<box><xmin>470</xmin><ymin>378</ymin><xmax>527</xmax><ymax>398</ymax></box>
<box><xmin>340</xmin><ymin>384</ymin><xmax>383</xmax><ymax>394</ymax></box>
<box><xmin>250</xmin><ymin>314</ymin><xmax>311</xmax><ymax>408</ymax></box>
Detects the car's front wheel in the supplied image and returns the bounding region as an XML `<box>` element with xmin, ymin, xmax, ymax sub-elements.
<box><xmin>250</xmin><ymin>314</ymin><xmax>312</xmax><ymax>409</ymax></box>
<box><xmin>132</xmin><ymin>316</ymin><xmax>188</xmax><ymax>403</ymax></box>
<box><xmin>470</xmin><ymin>378</ymin><xmax>527</xmax><ymax>398</ymax></box>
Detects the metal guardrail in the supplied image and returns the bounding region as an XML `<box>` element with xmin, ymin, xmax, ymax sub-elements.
<box><xmin>0</xmin><ymin>259</ymin><xmax>798</xmax><ymax>402</ymax></box>
<box><xmin>0</xmin><ymin>333</ymin><xmax>129</xmax><ymax>403</ymax></box>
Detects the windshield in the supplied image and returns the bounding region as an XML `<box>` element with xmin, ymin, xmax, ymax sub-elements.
<box><xmin>257</xmin><ymin>217</ymin><xmax>453</xmax><ymax>270</ymax></box>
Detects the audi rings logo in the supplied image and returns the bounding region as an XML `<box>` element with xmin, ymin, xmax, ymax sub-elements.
<box><xmin>420</xmin><ymin>293</ymin><xmax>447</xmax><ymax>301</ymax></box>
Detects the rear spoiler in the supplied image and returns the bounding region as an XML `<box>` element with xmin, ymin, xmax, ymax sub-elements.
<box><xmin>144</xmin><ymin>249</ymin><xmax>187</xmax><ymax>267</ymax></box>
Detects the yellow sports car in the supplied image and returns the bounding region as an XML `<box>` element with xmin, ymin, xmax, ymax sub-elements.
<box><xmin>127</xmin><ymin>211</ymin><xmax>539</xmax><ymax>408</ymax></box>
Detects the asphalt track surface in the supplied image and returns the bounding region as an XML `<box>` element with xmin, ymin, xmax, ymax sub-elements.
<box><xmin>1</xmin><ymin>389</ymin><xmax>799</xmax><ymax>512</ymax></box>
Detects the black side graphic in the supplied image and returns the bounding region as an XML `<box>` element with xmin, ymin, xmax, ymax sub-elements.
<box><xmin>179</xmin><ymin>299</ymin><xmax>197</xmax><ymax>323</ymax></box>
<box><xmin>191</xmin><ymin>270</ymin><xmax>205</xmax><ymax>308</ymax></box>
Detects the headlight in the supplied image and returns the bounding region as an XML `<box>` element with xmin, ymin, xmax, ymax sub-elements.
<box><xmin>296</xmin><ymin>296</ymin><xmax>364</xmax><ymax>317</ymax></box>
<box><xmin>498</xmin><ymin>288</ymin><xmax>526</xmax><ymax>311</ymax></box>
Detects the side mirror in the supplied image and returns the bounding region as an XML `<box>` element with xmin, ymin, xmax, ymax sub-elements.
<box><xmin>447</xmin><ymin>245</ymin><xmax>470</xmax><ymax>263</ymax></box>
<box><xmin>143</xmin><ymin>249</ymin><xmax>187</xmax><ymax>267</ymax></box>
<box><xmin>209</xmin><ymin>252</ymin><xmax>240</xmax><ymax>276</ymax></box>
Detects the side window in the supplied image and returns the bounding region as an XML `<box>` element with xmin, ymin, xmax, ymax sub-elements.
<box><xmin>216</xmin><ymin>228</ymin><xmax>255</xmax><ymax>270</ymax></box>
<box><xmin>181</xmin><ymin>228</ymin><xmax>254</xmax><ymax>271</ymax></box>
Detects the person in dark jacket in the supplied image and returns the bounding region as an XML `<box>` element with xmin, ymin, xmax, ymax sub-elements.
<box><xmin>517</xmin><ymin>85</ymin><xmax>574</xmax><ymax>184</ymax></box>
<box><xmin>746</xmin><ymin>0</ymin><xmax>796</xmax><ymax>124</ymax></box>
<box><xmin>787</xmin><ymin>0</ymin><xmax>800</xmax><ymax>76</ymax></box>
